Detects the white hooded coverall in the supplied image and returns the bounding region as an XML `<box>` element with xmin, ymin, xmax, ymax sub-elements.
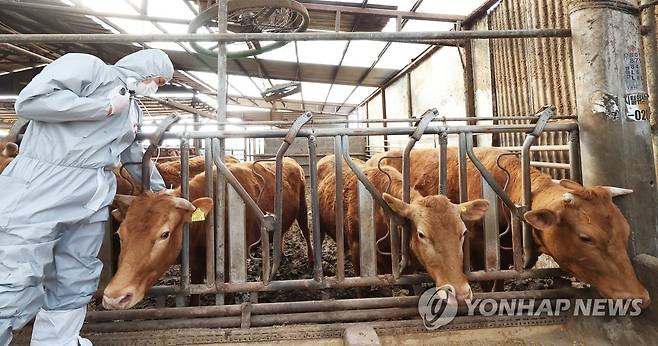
<box><xmin>0</xmin><ymin>49</ymin><xmax>172</xmax><ymax>345</ymax></box>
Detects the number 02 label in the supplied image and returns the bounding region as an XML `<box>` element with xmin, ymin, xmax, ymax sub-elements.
<box><xmin>625</xmin><ymin>93</ymin><xmax>649</xmax><ymax>121</ymax></box>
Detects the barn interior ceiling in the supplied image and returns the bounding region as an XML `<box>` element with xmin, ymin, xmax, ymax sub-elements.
<box><xmin>0</xmin><ymin>0</ymin><xmax>488</xmax><ymax>126</ymax></box>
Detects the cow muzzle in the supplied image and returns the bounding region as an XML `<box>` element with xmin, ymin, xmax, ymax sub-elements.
<box><xmin>102</xmin><ymin>290</ymin><xmax>136</xmax><ymax>310</ymax></box>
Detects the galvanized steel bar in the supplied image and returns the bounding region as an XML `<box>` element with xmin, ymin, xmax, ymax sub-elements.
<box><xmin>141</xmin><ymin>267</ymin><xmax>567</xmax><ymax>296</ymax></box>
<box><xmin>511</xmin><ymin>214</ymin><xmax>524</xmax><ymax>272</ymax></box>
<box><xmin>568</xmin><ymin>130</ymin><xmax>583</xmax><ymax>183</ymax></box>
<box><xmin>216</xmin><ymin>0</ymin><xmax>228</xmax><ymax>305</ymax></box>
<box><xmin>307</xmin><ymin>135</ymin><xmax>323</xmax><ymax>280</ymax></box>
<box><xmin>87</xmin><ymin>287</ymin><xmax>587</xmax><ymax>323</ymax></box>
<box><xmin>389</xmin><ymin>219</ymin><xmax>400</xmax><ymax>280</ymax></box>
<box><xmin>146</xmin><ymin>123</ymin><xmax>578</xmax><ymax>140</ymax></box>
<box><xmin>521</xmin><ymin>106</ymin><xmax>554</xmax><ymax>267</ymax></box>
<box><xmin>340</xmin><ymin>137</ymin><xmax>403</xmax><ymax>224</ymax></box>
<box><xmin>482</xmin><ymin>177</ymin><xmax>500</xmax><ymax>271</ymax></box>
<box><xmin>438</xmin><ymin>133</ymin><xmax>448</xmax><ymax>195</ymax></box>
<box><xmin>177</xmin><ymin>139</ymin><xmax>190</xmax><ymax>307</ymax></box>
<box><xmin>203</xmin><ymin>138</ymin><xmax>216</xmax><ymax>286</ymax></box>
<box><xmin>160</xmin><ymin>115</ymin><xmax>576</xmax><ymax>127</ymax></box>
<box><xmin>401</xmin><ymin>109</ymin><xmax>439</xmax><ymax>270</ymax></box>
<box><xmin>464</xmin><ymin>134</ymin><xmax>517</xmax><ymax>212</ymax></box>
<box><xmin>211</xmin><ymin>139</ymin><xmax>267</xmax><ymax>223</ymax></box>
<box><xmin>334</xmin><ymin>136</ymin><xmax>346</xmax><ymax>282</ymax></box>
<box><xmin>270</xmin><ymin>112</ymin><xmax>313</xmax><ymax>281</ymax></box>
<box><xmin>358</xmin><ymin>181</ymin><xmax>378</xmax><ymax>277</ymax></box>
<box><xmin>0</xmin><ymin>29</ymin><xmax>573</xmax><ymax>44</ymax></box>
<box><xmin>228</xmin><ymin>185</ymin><xmax>247</xmax><ymax>284</ymax></box>
<box><xmin>458</xmin><ymin>133</ymin><xmax>470</xmax><ymax>273</ymax></box>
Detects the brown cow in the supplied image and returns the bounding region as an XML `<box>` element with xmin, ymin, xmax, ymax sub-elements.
<box><xmin>103</xmin><ymin>158</ymin><xmax>312</xmax><ymax>309</ymax></box>
<box><xmin>318</xmin><ymin>155</ymin><xmax>489</xmax><ymax>302</ymax></box>
<box><xmin>0</xmin><ymin>141</ymin><xmax>18</xmax><ymax>173</ymax></box>
<box><xmin>368</xmin><ymin>148</ymin><xmax>650</xmax><ymax>305</ymax></box>
<box><xmin>114</xmin><ymin>155</ymin><xmax>241</xmax><ymax>195</ymax></box>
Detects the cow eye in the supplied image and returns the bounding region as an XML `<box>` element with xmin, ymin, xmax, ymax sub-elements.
<box><xmin>160</xmin><ymin>231</ymin><xmax>170</xmax><ymax>240</ymax></box>
<box><xmin>578</xmin><ymin>233</ymin><xmax>593</xmax><ymax>243</ymax></box>
<box><xmin>417</xmin><ymin>231</ymin><xmax>426</xmax><ymax>239</ymax></box>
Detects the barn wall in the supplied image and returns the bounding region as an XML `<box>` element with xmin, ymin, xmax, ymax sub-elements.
<box><xmin>480</xmin><ymin>0</ymin><xmax>576</xmax><ymax>178</ymax></box>
<box><xmin>364</xmin><ymin>46</ymin><xmax>467</xmax><ymax>154</ymax></box>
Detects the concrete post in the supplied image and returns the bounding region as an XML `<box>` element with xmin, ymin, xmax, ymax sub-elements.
<box><xmin>640</xmin><ymin>0</ymin><xmax>658</xmax><ymax>181</ymax></box>
<box><xmin>569</xmin><ymin>0</ymin><xmax>658</xmax><ymax>256</ymax></box>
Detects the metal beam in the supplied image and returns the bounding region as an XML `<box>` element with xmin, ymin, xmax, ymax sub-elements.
<box><xmin>0</xmin><ymin>29</ymin><xmax>573</xmax><ymax>44</ymax></box>
<box><xmin>0</xmin><ymin>0</ymin><xmax>191</xmax><ymax>25</ymax></box>
<box><xmin>301</xmin><ymin>3</ymin><xmax>466</xmax><ymax>22</ymax></box>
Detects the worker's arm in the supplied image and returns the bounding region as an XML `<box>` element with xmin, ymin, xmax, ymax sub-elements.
<box><xmin>120</xmin><ymin>140</ymin><xmax>167</xmax><ymax>192</ymax></box>
<box><xmin>14</xmin><ymin>53</ymin><xmax>113</xmax><ymax>122</ymax></box>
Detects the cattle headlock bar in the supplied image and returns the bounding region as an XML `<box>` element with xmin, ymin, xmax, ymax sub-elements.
<box><xmin>0</xmin><ymin>29</ymin><xmax>573</xmax><ymax>44</ymax></box>
<box><xmin>135</xmin><ymin>123</ymin><xmax>579</xmax><ymax>141</ymax></box>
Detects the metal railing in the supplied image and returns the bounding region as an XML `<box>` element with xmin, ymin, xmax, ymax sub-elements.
<box><xmin>97</xmin><ymin>107</ymin><xmax>580</xmax><ymax>317</ymax></box>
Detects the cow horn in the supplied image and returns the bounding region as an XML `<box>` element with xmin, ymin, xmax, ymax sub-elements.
<box><xmin>2</xmin><ymin>142</ymin><xmax>18</xmax><ymax>157</ymax></box>
<box><xmin>602</xmin><ymin>186</ymin><xmax>633</xmax><ymax>197</ymax></box>
<box><xmin>172</xmin><ymin>197</ymin><xmax>196</xmax><ymax>211</ymax></box>
<box><xmin>562</xmin><ymin>192</ymin><xmax>575</xmax><ymax>204</ymax></box>
<box><xmin>114</xmin><ymin>194</ymin><xmax>136</xmax><ymax>207</ymax></box>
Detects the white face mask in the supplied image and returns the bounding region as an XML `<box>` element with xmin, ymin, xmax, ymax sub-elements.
<box><xmin>135</xmin><ymin>80</ymin><xmax>158</xmax><ymax>96</ymax></box>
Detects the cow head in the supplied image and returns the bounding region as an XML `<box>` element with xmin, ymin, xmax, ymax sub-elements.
<box><xmin>0</xmin><ymin>142</ymin><xmax>18</xmax><ymax>172</ymax></box>
<box><xmin>103</xmin><ymin>193</ymin><xmax>212</xmax><ymax>310</ymax></box>
<box><xmin>383</xmin><ymin>193</ymin><xmax>489</xmax><ymax>302</ymax></box>
<box><xmin>524</xmin><ymin>179</ymin><xmax>650</xmax><ymax>307</ymax></box>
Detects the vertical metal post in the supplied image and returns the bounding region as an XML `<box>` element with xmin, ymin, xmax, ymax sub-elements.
<box><xmin>568</xmin><ymin>130</ymin><xmax>582</xmax><ymax>184</ymax></box>
<box><xmin>334</xmin><ymin>136</ymin><xmax>345</xmax><ymax>281</ymax></box>
<box><xmin>228</xmin><ymin>185</ymin><xmax>247</xmax><ymax>285</ymax></box>
<box><xmin>521</xmin><ymin>135</ymin><xmax>537</xmax><ymax>267</ymax></box>
<box><xmin>389</xmin><ymin>219</ymin><xmax>400</xmax><ymax>279</ymax></box>
<box><xmin>641</xmin><ymin>0</ymin><xmax>658</xmax><ymax>180</ymax></box>
<box><xmin>458</xmin><ymin>133</ymin><xmax>470</xmax><ymax>273</ymax></box>
<box><xmin>511</xmin><ymin>213</ymin><xmax>524</xmax><ymax>272</ymax></box>
<box><xmin>307</xmin><ymin>135</ymin><xmax>323</xmax><ymax>281</ymax></box>
<box><xmin>358</xmin><ymin>181</ymin><xmax>377</xmax><ymax>277</ymax></box>
<box><xmin>482</xmin><ymin>177</ymin><xmax>500</xmax><ymax>271</ymax></box>
<box><xmin>204</xmin><ymin>138</ymin><xmax>216</xmax><ymax>288</ymax></box>
<box><xmin>216</xmin><ymin>0</ymin><xmax>228</xmax><ymax>305</ymax></box>
<box><xmin>570</xmin><ymin>0</ymin><xmax>658</xmax><ymax>256</ymax></box>
<box><xmin>438</xmin><ymin>133</ymin><xmax>448</xmax><ymax>195</ymax></box>
<box><xmin>178</xmin><ymin>139</ymin><xmax>190</xmax><ymax>307</ymax></box>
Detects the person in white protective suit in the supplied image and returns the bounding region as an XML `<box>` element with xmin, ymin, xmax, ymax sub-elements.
<box><xmin>0</xmin><ymin>49</ymin><xmax>173</xmax><ymax>346</ymax></box>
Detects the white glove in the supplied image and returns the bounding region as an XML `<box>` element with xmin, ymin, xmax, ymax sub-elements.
<box><xmin>108</xmin><ymin>85</ymin><xmax>130</xmax><ymax>116</ymax></box>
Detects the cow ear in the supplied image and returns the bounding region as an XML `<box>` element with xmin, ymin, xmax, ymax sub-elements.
<box><xmin>459</xmin><ymin>199</ymin><xmax>490</xmax><ymax>222</ymax></box>
<box><xmin>2</xmin><ymin>142</ymin><xmax>18</xmax><ymax>157</ymax></box>
<box><xmin>111</xmin><ymin>208</ymin><xmax>125</xmax><ymax>222</ymax></box>
<box><xmin>559</xmin><ymin>179</ymin><xmax>584</xmax><ymax>191</ymax></box>
<box><xmin>186</xmin><ymin>197</ymin><xmax>213</xmax><ymax>223</ymax></box>
<box><xmin>113</xmin><ymin>195</ymin><xmax>135</xmax><ymax>219</ymax></box>
<box><xmin>383</xmin><ymin>193</ymin><xmax>412</xmax><ymax>219</ymax></box>
<box><xmin>524</xmin><ymin>209</ymin><xmax>558</xmax><ymax>230</ymax></box>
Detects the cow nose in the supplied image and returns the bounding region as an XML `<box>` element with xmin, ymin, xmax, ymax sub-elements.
<box><xmin>611</xmin><ymin>288</ymin><xmax>651</xmax><ymax>309</ymax></box>
<box><xmin>102</xmin><ymin>291</ymin><xmax>134</xmax><ymax>310</ymax></box>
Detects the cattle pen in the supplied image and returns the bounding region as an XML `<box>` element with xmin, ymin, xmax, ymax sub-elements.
<box><xmin>2</xmin><ymin>0</ymin><xmax>658</xmax><ymax>345</ymax></box>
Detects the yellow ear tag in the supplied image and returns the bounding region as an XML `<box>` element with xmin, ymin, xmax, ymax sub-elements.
<box><xmin>459</xmin><ymin>205</ymin><xmax>467</xmax><ymax>213</ymax></box>
<box><xmin>191</xmin><ymin>208</ymin><xmax>205</xmax><ymax>222</ymax></box>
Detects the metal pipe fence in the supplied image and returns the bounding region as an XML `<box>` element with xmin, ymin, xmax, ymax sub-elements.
<box><xmin>92</xmin><ymin>108</ymin><xmax>583</xmax><ymax>327</ymax></box>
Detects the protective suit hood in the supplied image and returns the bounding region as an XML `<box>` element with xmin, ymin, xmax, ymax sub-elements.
<box><xmin>114</xmin><ymin>49</ymin><xmax>174</xmax><ymax>82</ymax></box>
